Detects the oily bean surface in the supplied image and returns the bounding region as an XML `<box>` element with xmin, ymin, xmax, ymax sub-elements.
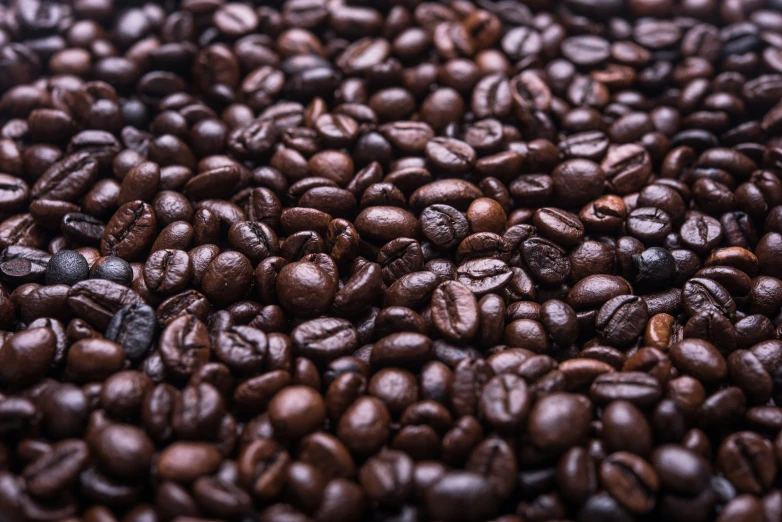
<box><xmin>1</xmin><ymin>1</ymin><xmax>782</xmax><ymax>520</ymax></box>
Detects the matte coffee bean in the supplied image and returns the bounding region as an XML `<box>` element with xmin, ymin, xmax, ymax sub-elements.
<box><xmin>105</xmin><ymin>303</ymin><xmax>156</xmax><ymax>361</ymax></box>
<box><xmin>45</xmin><ymin>250</ymin><xmax>89</xmax><ymax>286</ymax></box>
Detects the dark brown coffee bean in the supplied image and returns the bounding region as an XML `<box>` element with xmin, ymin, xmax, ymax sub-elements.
<box><xmin>291</xmin><ymin>318</ymin><xmax>358</xmax><ymax>364</ymax></box>
<box><xmin>596</xmin><ymin>295</ymin><xmax>649</xmax><ymax>348</ymax></box>
<box><xmin>528</xmin><ymin>393</ymin><xmax>592</xmax><ymax>454</ymax></box>
<box><xmin>533</xmin><ymin>208</ymin><xmax>584</xmax><ymax>247</ymax></box>
<box><xmin>479</xmin><ymin>374</ymin><xmax>530</xmax><ymax>432</ymax></box>
<box><xmin>23</xmin><ymin>439</ymin><xmax>89</xmax><ymax>498</ymax></box>
<box><xmin>431</xmin><ymin>281</ymin><xmax>479</xmax><ymax>343</ymax></box>
<box><xmin>600</xmin><ymin>452</ymin><xmax>659</xmax><ymax>514</ymax></box>
<box><xmin>682</xmin><ymin>277</ymin><xmax>737</xmax><ymax>321</ymax></box>
<box><xmin>420</xmin><ymin>205</ymin><xmax>469</xmax><ymax>250</ymax></box>
<box><xmin>101</xmin><ymin>201</ymin><xmax>157</xmax><ymax>261</ymax></box>
<box><xmin>670</xmin><ymin>338</ymin><xmax>727</xmax><ymax>384</ymax></box>
<box><xmin>718</xmin><ymin>431</ymin><xmax>777</xmax><ymax>494</ymax></box>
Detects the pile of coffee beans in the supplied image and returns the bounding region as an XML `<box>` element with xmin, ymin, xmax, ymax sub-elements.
<box><xmin>3</xmin><ymin>0</ymin><xmax>782</xmax><ymax>520</ymax></box>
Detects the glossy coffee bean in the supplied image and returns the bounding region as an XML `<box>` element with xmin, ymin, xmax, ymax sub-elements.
<box><xmin>0</xmin><ymin>1</ymin><xmax>781</xmax><ymax>518</ymax></box>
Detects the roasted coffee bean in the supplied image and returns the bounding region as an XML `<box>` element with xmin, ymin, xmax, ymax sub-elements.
<box><xmin>45</xmin><ymin>250</ymin><xmax>89</xmax><ymax>286</ymax></box>
<box><xmin>684</xmin><ymin>311</ymin><xmax>737</xmax><ymax>355</ymax></box>
<box><xmin>540</xmin><ymin>299</ymin><xmax>579</xmax><ymax>347</ymax></box>
<box><xmin>626</xmin><ymin>208</ymin><xmax>672</xmax><ymax>245</ymax></box>
<box><xmin>100</xmin><ymin>201</ymin><xmax>157</xmax><ymax>260</ymax></box>
<box><xmin>420</xmin><ymin>205</ymin><xmax>469</xmax><ymax>250</ymax></box>
<box><xmin>682</xmin><ymin>277</ymin><xmax>737</xmax><ymax>321</ymax></box>
<box><xmin>670</xmin><ymin>339</ymin><xmax>727</xmax><ymax>384</ymax></box>
<box><xmin>67</xmin><ymin>279</ymin><xmax>144</xmax><ymax>330</ymax></box>
<box><xmin>528</xmin><ymin>393</ymin><xmax>592</xmax><ymax>454</ymax></box>
<box><xmin>457</xmin><ymin>258</ymin><xmax>513</xmax><ymax>295</ymax></box>
<box><xmin>522</xmin><ymin>238</ymin><xmax>571</xmax><ymax>285</ymax></box>
<box><xmin>158</xmin><ymin>314</ymin><xmax>210</xmax><ymax>381</ymax></box>
<box><xmin>431</xmin><ymin>281</ymin><xmax>479</xmax><ymax>343</ymax></box>
<box><xmin>105</xmin><ymin>303</ymin><xmax>156</xmax><ymax>361</ymax></box>
<box><xmin>377</xmin><ymin>238</ymin><xmax>423</xmax><ymax>285</ymax></box>
<box><xmin>202</xmin><ymin>251</ymin><xmax>253</xmax><ymax>307</ymax></box>
<box><xmin>23</xmin><ymin>439</ymin><xmax>89</xmax><ymax>498</ymax></box>
<box><xmin>551</xmin><ymin>159</ymin><xmax>606</xmax><ymax>208</ymax></box>
<box><xmin>143</xmin><ymin>249</ymin><xmax>192</xmax><ymax>295</ymax></box>
<box><xmin>591</xmin><ymin>372</ymin><xmax>662</xmax><ymax>408</ymax></box>
<box><xmin>479</xmin><ymin>374</ymin><xmax>530</xmax><ymax>432</ymax></box>
<box><xmin>0</xmin><ymin>327</ymin><xmax>57</xmax><ymax>387</ymax></box>
<box><xmin>91</xmin><ymin>256</ymin><xmax>134</xmax><ymax>286</ymax></box>
<box><xmin>61</xmin><ymin>212</ymin><xmax>105</xmax><ymax>244</ymax></box>
<box><xmin>424</xmin><ymin>471</ymin><xmax>498</xmax><ymax>522</ymax></box>
<box><xmin>718</xmin><ymin>431</ymin><xmax>777</xmax><ymax>494</ymax></box>
<box><xmin>291</xmin><ymin>318</ymin><xmax>358</xmax><ymax>364</ymax></box>
<box><xmin>1</xmin><ymin>1</ymin><xmax>782</xmax><ymax>517</ymax></box>
<box><xmin>65</xmin><ymin>338</ymin><xmax>125</xmax><ymax>383</ymax></box>
<box><xmin>533</xmin><ymin>208</ymin><xmax>584</xmax><ymax>247</ymax></box>
<box><xmin>596</xmin><ymin>295</ymin><xmax>649</xmax><ymax>348</ymax></box>
<box><xmin>600</xmin><ymin>452</ymin><xmax>659</xmax><ymax>514</ymax></box>
<box><xmin>31</xmin><ymin>152</ymin><xmax>99</xmax><ymax>203</ymax></box>
<box><xmin>0</xmin><ymin>246</ymin><xmax>50</xmax><ymax>284</ymax></box>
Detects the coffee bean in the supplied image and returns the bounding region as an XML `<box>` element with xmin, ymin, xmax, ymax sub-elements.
<box><xmin>67</xmin><ymin>279</ymin><xmax>145</xmax><ymax>330</ymax></box>
<box><xmin>23</xmin><ymin>439</ymin><xmax>89</xmax><ymax>498</ymax></box>
<box><xmin>522</xmin><ymin>238</ymin><xmax>571</xmax><ymax>285</ymax></box>
<box><xmin>420</xmin><ymin>205</ymin><xmax>469</xmax><ymax>250</ymax></box>
<box><xmin>670</xmin><ymin>339</ymin><xmax>727</xmax><ymax>384</ymax></box>
<box><xmin>596</xmin><ymin>295</ymin><xmax>649</xmax><ymax>348</ymax></box>
<box><xmin>457</xmin><ymin>258</ymin><xmax>513</xmax><ymax>295</ymax></box>
<box><xmin>359</xmin><ymin>450</ymin><xmax>413</xmax><ymax>506</ymax></box>
<box><xmin>682</xmin><ymin>277</ymin><xmax>737</xmax><ymax>321</ymax></box>
<box><xmin>528</xmin><ymin>393</ymin><xmax>592</xmax><ymax>454</ymax></box>
<box><xmin>101</xmin><ymin>201</ymin><xmax>157</xmax><ymax>260</ymax></box>
<box><xmin>650</xmin><ymin>444</ymin><xmax>710</xmax><ymax>496</ymax></box>
<box><xmin>626</xmin><ymin>208</ymin><xmax>672</xmax><ymax>245</ymax></box>
<box><xmin>45</xmin><ymin>250</ymin><xmax>89</xmax><ymax>286</ymax></box>
<box><xmin>157</xmin><ymin>442</ymin><xmax>222</xmax><ymax>483</ymax></box>
<box><xmin>158</xmin><ymin>315</ymin><xmax>210</xmax><ymax>381</ymax></box>
<box><xmin>533</xmin><ymin>208</ymin><xmax>584</xmax><ymax>247</ymax></box>
<box><xmin>424</xmin><ymin>471</ymin><xmax>498</xmax><ymax>522</ymax></box>
<box><xmin>105</xmin><ymin>303</ymin><xmax>156</xmax><ymax>361</ymax></box>
<box><xmin>718</xmin><ymin>431</ymin><xmax>777</xmax><ymax>494</ymax></box>
<box><xmin>479</xmin><ymin>374</ymin><xmax>530</xmax><ymax>432</ymax></box>
<box><xmin>431</xmin><ymin>281</ymin><xmax>479</xmax><ymax>343</ymax></box>
<box><xmin>600</xmin><ymin>452</ymin><xmax>659</xmax><ymax>514</ymax></box>
<box><xmin>552</xmin><ymin>159</ymin><xmax>606</xmax><ymax>208</ymax></box>
<box><xmin>291</xmin><ymin>318</ymin><xmax>358</xmax><ymax>364</ymax></box>
<box><xmin>1</xmin><ymin>1</ymin><xmax>782</xmax><ymax>517</ymax></box>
